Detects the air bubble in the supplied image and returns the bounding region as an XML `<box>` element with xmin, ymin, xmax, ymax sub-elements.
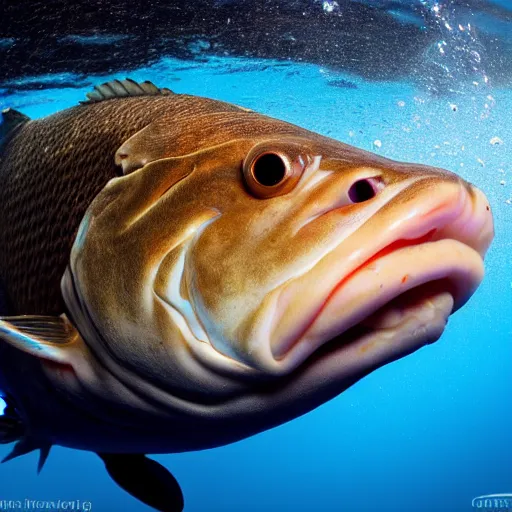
<box><xmin>490</xmin><ymin>137</ymin><xmax>503</xmax><ymax>146</ymax></box>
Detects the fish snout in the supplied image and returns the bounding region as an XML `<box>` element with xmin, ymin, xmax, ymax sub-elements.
<box><xmin>386</xmin><ymin>160</ymin><xmax>494</xmax><ymax>259</ymax></box>
<box><xmin>420</xmin><ymin>175</ymin><xmax>494</xmax><ymax>260</ymax></box>
<box><xmin>459</xmin><ymin>182</ymin><xmax>495</xmax><ymax>258</ymax></box>
<box><xmin>250</xmin><ymin>172</ymin><xmax>494</xmax><ymax>376</ymax></box>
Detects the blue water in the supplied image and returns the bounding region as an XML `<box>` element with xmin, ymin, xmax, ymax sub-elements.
<box><xmin>1</xmin><ymin>14</ymin><xmax>511</xmax><ymax>512</ymax></box>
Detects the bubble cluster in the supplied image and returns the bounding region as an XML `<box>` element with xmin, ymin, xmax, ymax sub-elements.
<box><xmin>419</xmin><ymin>1</ymin><xmax>492</xmax><ymax>109</ymax></box>
<box><xmin>321</xmin><ymin>0</ymin><xmax>340</xmax><ymax>14</ymax></box>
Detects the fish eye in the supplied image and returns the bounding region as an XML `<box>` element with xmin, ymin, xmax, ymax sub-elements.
<box><xmin>243</xmin><ymin>144</ymin><xmax>306</xmax><ymax>199</ymax></box>
<box><xmin>348</xmin><ymin>179</ymin><xmax>377</xmax><ymax>203</ymax></box>
<box><xmin>251</xmin><ymin>153</ymin><xmax>288</xmax><ymax>187</ymax></box>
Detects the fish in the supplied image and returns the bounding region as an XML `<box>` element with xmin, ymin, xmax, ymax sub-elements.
<box><xmin>0</xmin><ymin>79</ymin><xmax>494</xmax><ymax>511</ymax></box>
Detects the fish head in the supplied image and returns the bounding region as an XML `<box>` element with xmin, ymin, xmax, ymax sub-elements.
<box><xmin>65</xmin><ymin>112</ymin><xmax>494</xmax><ymax>440</ymax></box>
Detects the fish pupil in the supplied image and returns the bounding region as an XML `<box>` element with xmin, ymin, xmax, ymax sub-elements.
<box><xmin>252</xmin><ymin>153</ymin><xmax>287</xmax><ymax>186</ymax></box>
<box><xmin>348</xmin><ymin>179</ymin><xmax>377</xmax><ymax>203</ymax></box>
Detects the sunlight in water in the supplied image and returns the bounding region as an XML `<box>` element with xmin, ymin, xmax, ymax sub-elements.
<box><xmin>0</xmin><ymin>397</ymin><xmax>7</xmax><ymax>415</ymax></box>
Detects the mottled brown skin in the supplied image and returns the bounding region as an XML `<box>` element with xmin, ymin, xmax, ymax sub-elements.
<box><xmin>0</xmin><ymin>93</ymin><xmax>396</xmax><ymax>316</ymax></box>
<box><xmin>0</xmin><ymin>95</ymin><xmax>248</xmax><ymax>314</ymax></box>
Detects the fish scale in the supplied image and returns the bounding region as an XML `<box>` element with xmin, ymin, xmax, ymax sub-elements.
<box><xmin>0</xmin><ymin>94</ymin><xmax>230</xmax><ymax>314</ymax></box>
<box><xmin>0</xmin><ymin>101</ymin><xmax>146</xmax><ymax>313</ymax></box>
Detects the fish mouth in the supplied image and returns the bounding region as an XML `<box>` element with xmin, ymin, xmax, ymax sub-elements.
<box><xmin>282</xmin><ymin>278</ymin><xmax>457</xmax><ymax>400</ymax></box>
<box><xmin>265</xmin><ymin>180</ymin><xmax>493</xmax><ymax>375</ymax></box>
<box><xmin>273</xmin><ymin>238</ymin><xmax>483</xmax><ymax>372</ymax></box>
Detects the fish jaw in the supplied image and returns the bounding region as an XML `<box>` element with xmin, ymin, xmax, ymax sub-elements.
<box><xmin>246</xmin><ymin>178</ymin><xmax>494</xmax><ymax>375</ymax></box>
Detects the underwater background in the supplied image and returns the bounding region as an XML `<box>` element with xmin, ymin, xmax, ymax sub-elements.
<box><xmin>0</xmin><ymin>1</ymin><xmax>511</xmax><ymax>511</ymax></box>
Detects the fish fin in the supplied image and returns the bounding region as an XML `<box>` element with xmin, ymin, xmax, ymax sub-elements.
<box><xmin>0</xmin><ymin>393</ymin><xmax>51</xmax><ymax>472</ymax></box>
<box><xmin>98</xmin><ymin>453</ymin><xmax>184</xmax><ymax>512</ymax></box>
<box><xmin>37</xmin><ymin>444</ymin><xmax>51</xmax><ymax>473</ymax></box>
<box><xmin>80</xmin><ymin>78</ymin><xmax>175</xmax><ymax>105</ymax></box>
<box><xmin>1</xmin><ymin>436</ymin><xmax>51</xmax><ymax>472</ymax></box>
<box><xmin>0</xmin><ymin>315</ymin><xmax>78</xmax><ymax>364</ymax></box>
<box><xmin>1</xmin><ymin>438</ymin><xmax>36</xmax><ymax>463</ymax></box>
<box><xmin>0</xmin><ymin>108</ymin><xmax>30</xmax><ymax>150</ymax></box>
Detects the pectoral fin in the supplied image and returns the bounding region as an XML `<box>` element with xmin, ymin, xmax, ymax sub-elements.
<box><xmin>0</xmin><ymin>315</ymin><xmax>79</xmax><ymax>364</ymax></box>
<box><xmin>98</xmin><ymin>453</ymin><xmax>184</xmax><ymax>512</ymax></box>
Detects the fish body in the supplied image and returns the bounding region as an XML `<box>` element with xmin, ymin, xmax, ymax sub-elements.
<box><xmin>0</xmin><ymin>80</ymin><xmax>494</xmax><ymax>510</ymax></box>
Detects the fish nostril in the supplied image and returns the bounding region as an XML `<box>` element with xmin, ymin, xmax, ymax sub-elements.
<box><xmin>348</xmin><ymin>178</ymin><xmax>378</xmax><ymax>204</ymax></box>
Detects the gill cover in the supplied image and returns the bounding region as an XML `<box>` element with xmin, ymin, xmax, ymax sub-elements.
<box><xmin>67</xmin><ymin>135</ymin><xmax>260</xmax><ymax>398</ymax></box>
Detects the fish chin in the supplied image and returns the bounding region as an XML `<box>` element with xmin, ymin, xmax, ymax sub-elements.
<box><xmin>283</xmin><ymin>284</ymin><xmax>455</xmax><ymax>398</ymax></box>
<box><xmin>347</xmin><ymin>282</ymin><xmax>454</xmax><ymax>356</ymax></box>
<box><xmin>270</xmin><ymin>238</ymin><xmax>484</xmax><ymax>376</ymax></box>
<box><xmin>359</xmin><ymin>281</ymin><xmax>454</xmax><ymax>336</ymax></box>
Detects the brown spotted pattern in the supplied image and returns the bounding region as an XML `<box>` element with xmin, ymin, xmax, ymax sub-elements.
<box><xmin>0</xmin><ymin>95</ymin><xmax>248</xmax><ymax>314</ymax></box>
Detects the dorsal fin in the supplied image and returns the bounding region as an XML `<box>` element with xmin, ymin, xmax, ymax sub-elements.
<box><xmin>0</xmin><ymin>108</ymin><xmax>31</xmax><ymax>150</ymax></box>
<box><xmin>80</xmin><ymin>78</ymin><xmax>175</xmax><ymax>105</ymax></box>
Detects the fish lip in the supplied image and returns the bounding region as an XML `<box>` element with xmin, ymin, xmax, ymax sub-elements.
<box><xmin>274</xmin><ymin>240</ymin><xmax>483</xmax><ymax>369</ymax></box>
<box><xmin>266</xmin><ymin>180</ymin><xmax>492</xmax><ymax>372</ymax></box>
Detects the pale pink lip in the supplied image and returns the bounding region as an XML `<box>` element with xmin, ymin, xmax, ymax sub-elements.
<box><xmin>268</xmin><ymin>180</ymin><xmax>494</xmax><ymax>370</ymax></box>
<box><xmin>272</xmin><ymin>231</ymin><xmax>437</xmax><ymax>359</ymax></box>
